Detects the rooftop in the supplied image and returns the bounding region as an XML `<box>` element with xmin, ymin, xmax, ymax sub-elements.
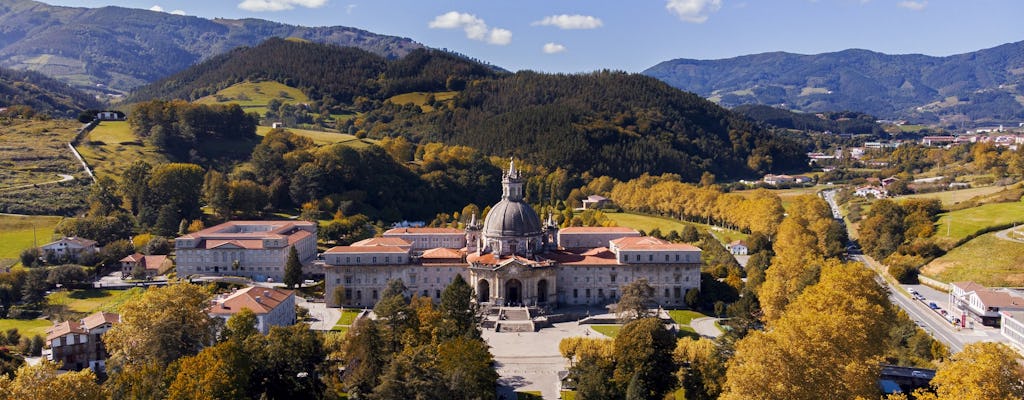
<box><xmin>351</xmin><ymin>237</ymin><xmax>412</xmax><ymax>247</ymax></box>
<box><xmin>324</xmin><ymin>245</ymin><xmax>409</xmax><ymax>254</ymax></box>
<box><xmin>209</xmin><ymin>287</ymin><xmax>293</xmax><ymax>316</ymax></box>
<box><xmin>46</xmin><ymin>320</ymin><xmax>85</xmax><ymax>342</ymax></box>
<box><xmin>383</xmin><ymin>227</ymin><xmax>463</xmax><ymax>235</ymax></box>
<box><xmin>559</xmin><ymin>226</ymin><xmax>639</xmax><ymax>234</ymax></box>
<box><xmin>81</xmin><ymin>311</ymin><xmax>120</xmax><ymax>330</ymax></box>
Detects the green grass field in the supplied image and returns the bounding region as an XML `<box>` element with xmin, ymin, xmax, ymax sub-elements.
<box><xmin>897</xmin><ymin>185</ymin><xmax>1011</xmax><ymax>207</ymax></box>
<box><xmin>932</xmin><ymin>201</ymin><xmax>1024</xmax><ymax>246</ymax></box>
<box><xmin>78</xmin><ymin>120</ymin><xmax>168</xmax><ymax>180</ymax></box>
<box><xmin>331</xmin><ymin>308</ymin><xmax>361</xmax><ymax>333</ymax></box>
<box><xmin>591</xmin><ymin>325</ymin><xmax>621</xmax><ymax>337</ymax></box>
<box><xmin>46</xmin><ymin>288</ymin><xmax>146</xmax><ymax>314</ymax></box>
<box><xmin>668</xmin><ymin>310</ymin><xmax>706</xmax><ymax>325</ymax></box>
<box><xmin>515</xmin><ymin>391</ymin><xmax>543</xmax><ymax>400</ymax></box>
<box><xmin>195</xmin><ymin>81</ymin><xmax>310</xmax><ymax>116</ymax></box>
<box><xmin>256</xmin><ymin>126</ymin><xmax>373</xmax><ymax>148</ymax></box>
<box><xmin>0</xmin><ymin>215</ymin><xmax>63</xmax><ymax>267</ymax></box>
<box><xmin>921</xmin><ymin>232</ymin><xmax>1024</xmax><ymax>286</ymax></box>
<box><xmin>0</xmin><ymin>318</ymin><xmax>52</xmax><ymax>338</ymax></box>
<box><xmin>601</xmin><ymin>212</ymin><xmax>747</xmax><ymax>244</ymax></box>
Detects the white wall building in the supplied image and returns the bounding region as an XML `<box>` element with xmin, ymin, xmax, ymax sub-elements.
<box><xmin>209</xmin><ymin>286</ymin><xmax>296</xmax><ymax>334</ymax></box>
<box><xmin>175</xmin><ymin>221</ymin><xmax>317</xmax><ymax>282</ymax></box>
<box><xmin>40</xmin><ymin>237</ymin><xmax>98</xmax><ymax>262</ymax></box>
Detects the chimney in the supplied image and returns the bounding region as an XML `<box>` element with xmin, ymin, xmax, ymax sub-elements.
<box><xmin>264</xmin><ymin>290</ymin><xmax>271</xmax><ymax>298</ymax></box>
<box><xmin>255</xmin><ymin>296</ymin><xmax>262</xmax><ymax>304</ymax></box>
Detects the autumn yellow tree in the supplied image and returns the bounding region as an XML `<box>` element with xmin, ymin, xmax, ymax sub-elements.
<box><xmin>167</xmin><ymin>340</ymin><xmax>251</xmax><ymax>400</ymax></box>
<box><xmin>0</xmin><ymin>360</ymin><xmax>105</xmax><ymax>400</ymax></box>
<box><xmin>913</xmin><ymin>342</ymin><xmax>1024</xmax><ymax>400</ymax></box>
<box><xmin>723</xmin><ymin>262</ymin><xmax>892</xmax><ymax>400</ymax></box>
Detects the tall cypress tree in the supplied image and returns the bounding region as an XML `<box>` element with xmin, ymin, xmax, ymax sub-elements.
<box><xmin>283</xmin><ymin>245</ymin><xmax>302</xmax><ymax>289</ymax></box>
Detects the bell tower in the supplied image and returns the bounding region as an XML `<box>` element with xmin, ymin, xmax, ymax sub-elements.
<box><xmin>501</xmin><ymin>158</ymin><xmax>524</xmax><ymax>202</ymax></box>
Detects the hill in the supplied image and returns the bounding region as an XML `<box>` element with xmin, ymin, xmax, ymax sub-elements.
<box><xmin>732</xmin><ymin>105</ymin><xmax>884</xmax><ymax>135</ymax></box>
<box><xmin>0</xmin><ymin>0</ymin><xmax>423</xmax><ymax>95</ymax></box>
<box><xmin>644</xmin><ymin>42</ymin><xmax>1024</xmax><ymax>125</ymax></box>
<box><xmin>0</xmin><ymin>66</ymin><xmax>100</xmax><ymax>117</ymax></box>
<box><xmin>131</xmin><ymin>39</ymin><xmax>807</xmax><ymax>182</ymax></box>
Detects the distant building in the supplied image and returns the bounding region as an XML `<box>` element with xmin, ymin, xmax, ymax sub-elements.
<box><xmin>174</xmin><ymin>221</ymin><xmax>317</xmax><ymax>282</ymax></box>
<box><xmin>763</xmin><ymin>174</ymin><xmax>812</xmax><ymax>186</ymax></box>
<box><xmin>854</xmin><ymin>186</ymin><xmax>887</xmax><ymax>198</ymax></box>
<box><xmin>1001</xmin><ymin>311</ymin><xmax>1024</xmax><ymax>350</ymax></box>
<box><xmin>208</xmin><ymin>286</ymin><xmax>296</xmax><ymax>334</ymax></box>
<box><xmin>46</xmin><ymin>312</ymin><xmax>120</xmax><ymax>372</ymax></box>
<box><xmin>921</xmin><ymin>136</ymin><xmax>956</xmax><ymax>146</ymax></box>
<box><xmin>726</xmin><ymin>240</ymin><xmax>748</xmax><ymax>255</ymax></box>
<box><xmin>40</xmin><ymin>237</ymin><xmax>98</xmax><ymax>263</ymax></box>
<box><xmin>120</xmin><ymin>253</ymin><xmax>173</xmax><ymax>278</ymax></box>
<box><xmin>381</xmin><ymin>227</ymin><xmax>465</xmax><ymax>253</ymax></box>
<box><xmin>881</xmin><ymin>176</ymin><xmax>900</xmax><ymax>187</ymax></box>
<box><xmin>949</xmin><ymin>281</ymin><xmax>1024</xmax><ymax>326</ymax></box>
<box><xmin>581</xmin><ymin>195</ymin><xmax>612</xmax><ymax>210</ymax></box>
<box><xmin>95</xmin><ymin>111</ymin><xmax>125</xmax><ymax>121</ymax></box>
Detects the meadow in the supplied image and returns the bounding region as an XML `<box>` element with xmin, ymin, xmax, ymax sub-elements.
<box><xmin>896</xmin><ymin>184</ymin><xmax>1012</xmax><ymax>207</ymax></box>
<box><xmin>921</xmin><ymin>232</ymin><xmax>1024</xmax><ymax>286</ymax></box>
<box><xmin>931</xmin><ymin>201</ymin><xmax>1024</xmax><ymax>247</ymax></box>
<box><xmin>195</xmin><ymin>81</ymin><xmax>310</xmax><ymax>116</ymax></box>
<box><xmin>0</xmin><ymin>119</ymin><xmax>90</xmax><ymax>215</ymax></box>
<box><xmin>77</xmin><ymin>120</ymin><xmax>168</xmax><ymax>180</ymax></box>
<box><xmin>386</xmin><ymin>91</ymin><xmax>458</xmax><ymax>112</ymax></box>
<box><xmin>600</xmin><ymin>212</ymin><xmax>747</xmax><ymax>244</ymax></box>
<box><xmin>46</xmin><ymin>287</ymin><xmax>146</xmax><ymax>314</ymax></box>
<box><xmin>0</xmin><ymin>214</ymin><xmax>63</xmax><ymax>268</ymax></box>
<box><xmin>256</xmin><ymin>126</ymin><xmax>373</xmax><ymax>148</ymax></box>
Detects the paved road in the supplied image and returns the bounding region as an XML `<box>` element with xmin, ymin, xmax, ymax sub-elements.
<box><xmin>690</xmin><ymin>317</ymin><xmax>724</xmax><ymax>338</ymax></box>
<box><xmin>297</xmin><ymin>297</ymin><xmax>341</xmax><ymax>331</ymax></box>
<box><xmin>0</xmin><ymin>174</ymin><xmax>74</xmax><ymax>192</ymax></box>
<box><xmin>995</xmin><ymin>225</ymin><xmax>1024</xmax><ymax>243</ymax></box>
<box><xmin>484</xmin><ymin>320</ymin><xmax>594</xmax><ymax>399</ymax></box>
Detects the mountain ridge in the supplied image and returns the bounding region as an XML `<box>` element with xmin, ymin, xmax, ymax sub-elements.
<box><xmin>644</xmin><ymin>41</ymin><xmax>1024</xmax><ymax>125</ymax></box>
<box><xmin>0</xmin><ymin>0</ymin><xmax>424</xmax><ymax>94</ymax></box>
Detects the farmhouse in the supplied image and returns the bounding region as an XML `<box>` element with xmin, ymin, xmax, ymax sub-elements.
<box><xmin>726</xmin><ymin>240</ymin><xmax>748</xmax><ymax>255</ymax></box>
<box><xmin>949</xmin><ymin>281</ymin><xmax>1024</xmax><ymax>326</ymax></box>
<box><xmin>854</xmin><ymin>186</ymin><xmax>887</xmax><ymax>198</ymax></box>
<box><xmin>46</xmin><ymin>312</ymin><xmax>120</xmax><ymax>372</ymax></box>
<box><xmin>323</xmin><ymin>160</ymin><xmax>702</xmax><ymax>310</ymax></box>
<box><xmin>581</xmin><ymin>195</ymin><xmax>612</xmax><ymax>210</ymax></box>
<box><xmin>40</xmin><ymin>237</ymin><xmax>98</xmax><ymax>263</ymax></box>
<box><xmin>119</xmin><ymin>253</ymin><xmax>173</xmax><ymax>278</ymax></box>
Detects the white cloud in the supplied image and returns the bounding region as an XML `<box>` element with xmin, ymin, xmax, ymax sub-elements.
<box><xmin>345</xmin><ymin>4</ymin><xmax>356</xmax><ymax>14</ymax></box>
<box><xmin>237</xmin><ymin>0</ymin><xmax>328</xmax><ymax>12</ymax></box>
<box><xmin>542</xmin><ymin>43</ymin><xmax>566</xmax><ymax>54</ymax></box>
<box><xmin>428</xmin><ymin>11</ymin><xmax>512</xmax><ymax>45</ymax></box>
<box><xmin>665</xmin><ymin>0</ymin><xmax>722</xmax><ymax>23</ymax></box>
<box><xmin>150</xmin><ymin>5</ymin><xmax>186</xmax><ymax>15</ymax></box>
<box><xmin>532</xmin><ymin>14</ymin><xmax>603</xmax><ymax>30</ymax></box>
<box><xmin>149</xmin><ymin>5</ymin><xmax>163</xmax><ymax>12</ymax></box>
<box><xmin>897</xmin><ymin>0</ymin><xmax>927</xmax><ymax>11</ymax></box>
<box><xmin>170</xmin><ymin>9</ymin><xmax>186</xmax><ymax>15</ymax></box>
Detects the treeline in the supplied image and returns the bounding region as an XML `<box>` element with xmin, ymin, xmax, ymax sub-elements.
<box><xmin>128</xmin><ymin>39</ymin><xmax>498</xmax><ymax>107</ymax></box>
<box><xmin>129</xmin><ymin>100</ymin><xmax>258</xmax><ymax>160</ymax></box>
<box><xmin>858</xmin><ymin>198</ymin><xmax>944</xmax><ymax>282</ymax></box>
<box><xmin>0</xmin><ymin>67</ymin><xmax>100</xmax><ymax>117</ymax></box>
<box><xmin>733</xmin><ymin>105</ymin><xmax>885</xmax><ymax>135</ymax></box>
<box><xmin>369</xmin><ymin>70</ymin><xmax>808</xmax><ymax>181</ymax></box>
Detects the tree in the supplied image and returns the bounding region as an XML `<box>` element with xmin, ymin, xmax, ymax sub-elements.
<box><xmin>437</xmin><ymin>337</ymin><xmax>499</xmax><ymax>400</ymax></box>
<box><xmin>223</xmin><ymin>308</ymin><xmax>258</xmax><ymax>342</ymax></box>
<box><xmin>202</xmin><ymin>169</ymin><xmax>231</xmax><ymax>219</ymax></box>
<box><xmin>284</xmin><ymin>246</ymin><xmax>303</xmax><ymax>289</ymax></box>
<box><xmin>674</xmin><ymin>337</ymin><xmax>725</xmax><ymax>400</ymax></box>
<box><xmin>439</xmin><ymin>274</ymin><xmax>478</xmax><ymax>339</ymax></box>
<box><xmin>617</xmin><ymin>278</ymin><xmax>654</xmax><ymax>322</ymax></box>
<box><xmin>332</xmin><ymin>284</ymin><xmax>346</xmax><ymax>307</ymax></box>
<box><xmin>19</xmin><ymin>248</ymin><xmax>40</xmax><ymax>267</ymax></box>
<box><xmin>167</xmin><ymin>340</ymin><xmax>250</xmax><ymax>400</ymax></box>
<box><xmin>913</xmin><ymin>342</ymin><xmax>1024</xmax><ymax>400</ymax></box>
<box><xmin>142</xmin><ymin>236</ymin><xmax>171</xmax><ymax>255</ymax></box>
<box><xmin>246</xmin><ymin>324</ymin><xmax>326</xmax><ymax>399</ymax></box>
<box><xmin>119</xmin><ymin>161</ymin><xmax>152</xmax><ymax>216</ymax></box>
<box><xmin>21</xmin><ymin>268</ymin><xmax>49</xmax><ymax>305</ymax></box>
<box><xmin>104</xmin><ymin>284</ymin><xmax>215</xmax><ymax>367</ymax></box>
<box><xmin>229</xmin><ymin>180</ymin><xmax>269</xmax><ymax>218</ymax></box>
<box><xmin>0</xmin><ymin>360</ymin><xmax>105</xmax><ymax>400</ymax></box>
<box><xmin>613</xmin><ymin>318</ymin><xmax>677</xmax><ymax>399</ymax></box>
<box><xmin>342</xmin><ymin>319</ymin><xmax>386</xmax><ymax>397</ymax></box>
<box><xmin>680</xmin><ymin>225</ymin><xmax>699</xmax><ymax>243</ymax></box>
<box><xmin>46</xmin><ymin>265</ymin><xmax>88</xmax><ymax>286</ymax></box>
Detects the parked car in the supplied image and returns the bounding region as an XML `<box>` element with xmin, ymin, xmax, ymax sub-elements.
<box><xmin>929</xmin><ymin>302</ymin><xmax>939</xmax><ymax>309</ymax></box>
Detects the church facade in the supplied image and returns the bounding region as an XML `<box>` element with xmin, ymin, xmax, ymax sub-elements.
<box><xmin>323</xmin><ymin>160</ymin><xmax>702</xmax><ymax>309</ymax></box>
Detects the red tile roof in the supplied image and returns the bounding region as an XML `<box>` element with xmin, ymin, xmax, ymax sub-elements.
<box><xmin>351</xmin><ymin>237</ymin><xmax>412</xmax><ymax>247</ymax></box>
<box><xmin>324</xmin><ymin>246</ymin><xmax>409</xmax><ymax>254</ymax></box>
<box><xmin>466</xmin><ymin>253</ymin><xmax>551</xmax><ymax>267</ymax></box>
<box><xmin>81</xmin><ymin>312</ymin><xmax>120</xmax><ymax>330</ymax></box>
<box><xmin>209</xmin><ymin>287</ymin><xmax>294</xmax><ymax>316</ymax></box>
<box><xmin>205</xmin><ymin>239</ymin><xmax>266</xmax><ymax>250</ymax></box>
<box><xmin>120</xmin><ymin>253</ymin><xmax>145</xmax><ymax>263</ymax></box>
<box><xmin>559</xmin><ymin>227</ymin><xmax>639</xmax><ymax>234</ymax></box>
<box><xmin>421</xmin><ymin>247</ymin><xmax>464</xmax><ymax>259</ymax></box>
<box><xmin>974</xmin><ymin>290</ymin><xmax>1024</xmax><ymax>308</ymax></box>
<box><xmin>952</xmin><ymin>281</ymin><xmax>986</xmax><ymax>293</ymax></box>
<box><xmin>612</xmin><ymin>236</ymin><xmax>701</xmax><ymax>251</ymax></box>
<box><xmin>543</xmin><ymin>248</ymin><xmax>620</xmax><ymax>265</ymax></box>
<box><xmin>46</xmin><ymin>320</ymin><xmax>85</xmax><ymax>342</ymax></box>
<box><xmin>383</xmin><ymin>227</ymin><xmax>463</xmax><ymax>235</ymax></box>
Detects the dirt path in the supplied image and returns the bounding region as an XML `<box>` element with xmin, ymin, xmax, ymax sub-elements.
<box><xmin>994</xmin><ymin>225</ymin><xmax>1024</xmax><ymax>243</ymax></box>
<box><xmin>0</xmin><ymin>174</ymin><xmax>74</xmax><ymax>192</ymax></box>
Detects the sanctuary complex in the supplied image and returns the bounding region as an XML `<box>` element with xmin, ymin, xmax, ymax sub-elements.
<box><xmin>323</xmin><ymin>160</ymin><xmax>702</xmax><ymax>309</ymax></box>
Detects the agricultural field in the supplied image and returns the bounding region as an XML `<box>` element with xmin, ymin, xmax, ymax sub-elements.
<box><xmin>386</xmin><ymin>91</ymin><xmax>458</xmax><ymax>113</ymax></box>
<box><xmin>0</xmin><ymin>119</ymin><xmax>90</xmax><ymax>215</ymax></box>
<box><xmin>77</xmin><ymin>120</ymin><xmax>168</xmax><ymax>180</ymax></box>
<box><xmin>896</xmin><ymin>184</ymin><xmax>1012</xmax><ymax>207</ymax></box>
<box><xmin>195</xmin><ymin>81</ymin><xmax>310</xmax><ymax>116</ymax></box>
<box><xmin>600</xmin><ymin>212</ymin><xmax>747</xmax><ymax>244</ymax></box>
<box><xmin>0</xmin><ymin>214</ymin><xmax>63</xmax><ymax>268</ymax></box>
<box><xmin>932</xmin><ymin>201</ymin><xmax>1024</xmax><ymax>247</ymax></box>
<box><xmin>0</xmin><ymin>318</ymin><xmax>52</xmax><ymax>338</ymax></box>
<box><xmin>256</xmin><ymin>126</ymin><xmax>373</xmax><ymax>148</ymax></box>
<box><xmin>921</xmin><ymin>232</ymin><xmax>1024</xmax><ymax>287</ymax></box>
<box><xmin>47</xmin><ymin>288</ymin><xmax>146</xmax><ymax>314</ymax></box>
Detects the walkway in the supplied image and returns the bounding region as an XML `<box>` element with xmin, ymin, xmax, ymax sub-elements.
<box><xmin>296</xmin><ymin>297</ymin><xmax>341</xmax><ymax>331</ymax></box>
<box><xmin>994</xmin><ymin>225</ymin><xmax>1024</xmax><ymax>243</ymax></box>
<box><xmin>484</xmin><ymin>320</ymin><xmax>593</xmax><ymax>399</ymax></box>
<box><xmin>0</xmin><ymin>174</ymin><xmax>74</xmax><ymax>192</ymax></box>
<box><xmin>690</xmin><ymin>317</ymin><xmax>724</xmax><ymax>338</ymax></box>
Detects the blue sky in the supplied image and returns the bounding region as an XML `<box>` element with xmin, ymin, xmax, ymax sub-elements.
<box><xmin>47</xmin><ymin>0</ymin><xmax>1024</xmax><ymax>73</ymax></box>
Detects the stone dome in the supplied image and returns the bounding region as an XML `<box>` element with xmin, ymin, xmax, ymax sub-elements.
<box><xmin>483</xmin><ymin>199</ymin><xmax>543</xmax><ymax>238</ymax></box>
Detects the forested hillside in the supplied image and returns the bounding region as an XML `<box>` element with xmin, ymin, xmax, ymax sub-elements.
<box><xmin>0</xmin><ymin>67</ymin><xmax>100</xmax><ymax>117</ymax></box>
<box><xmin>644</xmin><ymin>42</ymin><xmax>1024</xmax><ymax>125</ymax></box>
<box><xmin>131</xmin><ymin>39</ymin><xmax>807</xmax><ymax>182</ymax></box>
<box><xmin>0</xmin><ymin>0</ymin><xmax>422</xmax><ymax>94</ymax></box>
<box><xmin>732</xmin><ymin>105</ymin><xmax>885</xmax><ymax>135</ymax></box>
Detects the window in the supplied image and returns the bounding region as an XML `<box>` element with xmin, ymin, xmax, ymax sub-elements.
<box><xmin>636</xmin><ymin>255</ymin><xmax>640</xmax><ymax>261</ymax></box>
<box><xmin>436</xmin><ymin>290</ymin><xmax>442</xmax><ymax>299</ymax></box>
<box><xmin>345</xmin><ymin>276</ymin><xmax>352</xmax><ymax>284</ymax></box>
<box><xmin>649</xmin><ymin>254</ymin><xmax>654</xmax><ymax>262</ymax></box>
<box><xmin>664</xmin><ymin>288</ymin><xmax>669</xmax><ymax>298</ymax></box>
<box><xmin>356</xmin><ymin>290</ymin><xmax>362</xmax><ymax>300</ymax></box>
<box><xmin>674</xmin><ymin>287</ymin><xmax>681</xmax><ymax>299</ymax></box>
<box><xmin>356</xmin><ymin>257</ymin><xmax>361</xmax><ymax>263</ymax></box>
<box><xmin>598</xmin><ymin>289</ymin><xmax>604</xmax><ymax>297</ymax></box>
<box><xmin>345</xmin><ymin>288</ymin><xmax>352</xmax><ymax>301</ymax></box>
<box><xmin>665</xmin><ymin>255</ymin><xmax>669</xmax><ymax>261</ymax></box>
<box><xmin>586</xmin><ymin>289</ymin><xmax>591</xmax><ymax>298</ymax></box>
<box><xmin>372</xmin><ymin>290</ymin><xmax>378</xmax><ymax>300</ymax></box>
<box><xmin>335</xmin><ymin>278</ymin><xmax>340</xmax><ymax>284</ymax></box>
<box><xmin>372</xmin><ymin>257</ymin><xmax>377</xmax><ymax>264</ymax></box>
<box><xmin>422</xmin><ymin>290</ymin><xmax>428</xmax><ymax>297</ymax></box>
<box><xmin>385</xmin><ymin>256</ymin><xmax>390</xmax><ymax>263</ymax></box>
<box><xmin>573</xmin><ymin>289</ymin><xmax>578</xmax><ymax>298</ymax></box>
<box><xmin>398</xmin><ymin>256</ymin><xmax>403</xmax><ymax>263</ymax></box>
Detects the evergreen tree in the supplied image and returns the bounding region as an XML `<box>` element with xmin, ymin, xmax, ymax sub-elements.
<box><xmin>284</xmin><ymin>246</ymin><xmax>302</xmax><ymax>289</ymax></box>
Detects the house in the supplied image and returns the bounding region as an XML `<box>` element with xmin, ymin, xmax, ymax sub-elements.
<box><xmin>46</xmin><ymin>312</ymin><xmax>120</xmax><ymax>372</ymax></box>
<box><xmin>120</xmin><ymin>253</ymin><xmax>173</xmax><ymax>278</ymax></box>
<box><xmin>854</xmin><ymin>186</ymin><xmax>887</xmax><ymax>198</ymax></box>
<box><xmin>921</xmin><ymin>136</ymin><xmax>956</xmax><ymax>146</ymax></box>
<box><xmin>763</xmin><ymin>174</ymin><xmax>795</xmax><ymax>185</ymax></box>
<box><xmin>726</xmin><ymin>240</ymin><xmax>748</xmax><ymax>255</ymax></box>
<box><xmin>40</xmin><ymin>237</ymin><xmax>98</xmax><ymax>263</ymax></box>
<box><xmin>1001</xmin><ymin>311</ymin><xmax>1024</xmax><ymax>350</ymax></box>
<box><xmin>581</xmin><ymin>195</ymin><xmax>612</xmax><ymax>210</ymax></box>
<box><xmin>881</xmin><ymin>176</ymin><xmax>900</xmax><ymax>187</ymax></box>
<box><xmin>209</xmin><ymin>286</ymin><xmax>296</xmax><ymax>334</ymax></box>
<box><xmin>95</xmin><ymin>111</ymin><xmax>125</xmax><ymax>121</ymax></box>
<box><xmin>949</xmin><ymin>281</ymin><xmax>1024</xmax><ymax>326</ymax></box>
<box><xmin>175</xmin><ymin>221</ymin><xmax>317</xmax><ymax>282</ymax></box>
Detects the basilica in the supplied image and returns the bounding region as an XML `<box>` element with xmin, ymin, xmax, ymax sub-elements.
<box><xmin>322</xmin><ymin>160</ymin><xmax>702</xmax><ymax>309</ymax></box>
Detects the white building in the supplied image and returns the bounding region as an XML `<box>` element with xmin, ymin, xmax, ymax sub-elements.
<box><xmin>40</xmin><ymin>237</ymin><xmax>98</xmax><ymax>262</ymax></box>
<box><xmin>324</xmin><ymin>160</ymin><xmax>702</xmax><ymax>309</ymax></box>
<box><xmin>174</xmin><ymin>221</ymin><xmax>317</xmax><ymax>282</ymax></box>
<box><xmin>382</xmin><ymin>227</ymin><xmax>465</xmax><ymax>253</ymax></box>
<box><xmin>854</xmin><ymin>186</ymin><xmax>887</xmax><ymax>198</ymax></box>
<box><xmin>949</xmin><ymin>281</ymin><xmax>1024</xmax><ymax>326</ymax></box>
<box><xmin>1001</xmin><ymin>311</ymin><xmax>1024</xmax><ymax>351</ymax></box>
<box><xmin>727</xmin><ymin>240</ymin><xmax>748</xmax><ymax>255</ymax></box>
<box><xmin>209</xmin><ymin>286</ymin><xmax>296</xmax><ymax>334</ymax></box>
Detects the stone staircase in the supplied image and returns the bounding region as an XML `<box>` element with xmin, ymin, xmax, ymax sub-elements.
<box><xmin>494</xmin><ymin>307</ymin><xmax>535</xmax><ymax>332</ymax></box>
